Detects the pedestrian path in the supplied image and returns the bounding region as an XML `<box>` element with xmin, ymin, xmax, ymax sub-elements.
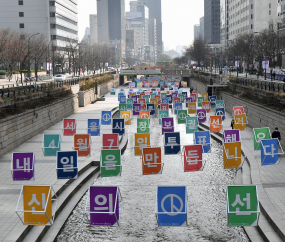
<box><xmin>204</xmin><ymin>98</ymin><xmax>285</xmax><ymax>240</ymax></box>
<box><xmin>0</xmin><ymin>92</ymin><xmax>119</xmax><ymax>242</ymax></box>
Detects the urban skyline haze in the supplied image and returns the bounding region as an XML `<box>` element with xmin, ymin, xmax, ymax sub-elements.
<box><xmin>78</xmin><ymin>0</ymin><xmax>204</xmax><ymax>51</ymax></box>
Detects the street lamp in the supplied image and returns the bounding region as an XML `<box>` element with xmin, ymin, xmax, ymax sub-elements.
<box><xmin>27</xmin><ymin>33</ymin><xmax>40</xmax><ymax>78</ymax></box>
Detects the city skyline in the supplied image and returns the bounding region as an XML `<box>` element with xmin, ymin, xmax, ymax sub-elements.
<box><xmin>78</xmin><ymin>0</ymin><xmax>204</xmax><ymax>50</ymax></box>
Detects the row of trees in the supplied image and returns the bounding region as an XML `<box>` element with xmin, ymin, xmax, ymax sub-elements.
<box><xmin>0</xmin><ymin>29</ymin><xmax>119</xmax><ymax>81</ymax></box>
<box><xmin>185</xmin><ymin>21</ymin><xmax>285</xmax><ymax>75</ymax></box>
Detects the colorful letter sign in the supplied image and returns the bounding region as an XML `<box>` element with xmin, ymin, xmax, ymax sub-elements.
<box><xmin>215</xmin><ymin>100</ymin><xmax>224</xmax><ymax>108</ymax></box>
<box><xmin>196</xmin><ymin>109</ymin><xmax>207</xmax><ymax>123</ymax></box>
<box><xmin>112</xmin><ymin>119</ymin><xmax>125</xmax><ymax>135</ymax></box>
<box><xmin>186</xmin><ymin>117</ymin><xmax>198</xmax><ymax>134</ymax></box>
<box><xmin>101</xmin><ymin>111</ymin><xmax>112</xmax><ymax>125</ymax></box>
<box><xmin>194</xmin><ymin>131</ymin><xmax>211</xmax><ymax>153</ymax></box>
<box><xmin>202</xmin><ymin>93</ymin><xmax>208</xmax><ymax>101</ymax></box>
<box><xmin>156</xmin><ymin>186</ymin><xmax>188</xmax><ymax>227</ymax></box>
<box><xmin>134</xmin><ymin>133</ymin><xmax>150</xmax><ymax>156</ymax></box>
<box><xmin>22</xmin><ymin>185</ymin><xmax>53</xmax><ymax>225</ymax></box>
<box><xmin>233</xmin><ymin>106</ymin><xmax>244</xmax><ymax>115</ymax></box>
<box><xmin>12</xmin><ymin>152</ymin><xmax>34</xmax><ymax>181</ymax></box>
<box><xmin>215</xmin><ymin>107</ymin><xmax>226</xmax><ymax>121</ymax></box>
<box><xmin>127</xmin><ymin>98</ymin><xmax>133</xmax><ymax>109</ymax></box>
<box><xmin>147</xmin><ymin>103</ymin><xmax>155</xmax><ymax>115</ymax></box>
<box><xmin>209</xmin><ymin>96</ymin><xmax>217</xmax><ymax>107</ymax></box>
<box><xmin>161</xmin><ymin>103</ymin><xmax>169</xmax><ymax>111</ymax></box>
<box><xmin>138</xmin><ymin>98</ymin><xmax>146</xmax><ymax>109</ymax></box>
<box><xmin>162</xmin><ymin>117</ymin><xmax>174</xmax><ymax>134</ymax></box>
<box><xmin>88</xmin><ymin>119</ymin><xmax>100</xmax><ymax>136</ymax></box>
<box><xmin>74</xmin><ymin>134</ymin><xmax>91</xmax><ymax>156</ymax></box>
<box><xmin>159</xmin><ymin>110</ymin><xmax>169</xmax><ymax>125</ymax></box>
<box><xmin>223</xmin><ymin>142</ymin><xmax>242</xmax><ymax>168</ymax></box>
<box><xmin>253</xmin><ymin>127</ymin><xmax>270</xmax><ymax>151</ymax></box>
<box><xmin>140</xmin><ymin>111</ymin><xmax>150</xmax><ymax>119</ymax></box>
<box><xmin>57</xmin><ymin>151</ymin><xmax>78</xmax><ymax>179</ymax></box>
<box><xmin>202</xmin><ymin>101</ymin><xmax>211</xmax><ymax>113</ymax></box>
<box><xmin>188</xmin><ymin>102</ymin><xmax>196</xmax><ymax>114</ymax></box>
<box><xmin>120</xmin><ymin>111</ymin><xmax>131</xmax><ymax>125</ymax></box>
<box><xmin>177</xmin><ymin>110</ymin><xmax>187</xmax><ymax>124</ymax></box>
<box><xmin>142</xmin><ymin>147</ymin><xmax>163</xmax><ymax>175</ymax></box>
<box><xmin>89</xmin><ymin>186</ymin><xmax>120</xmax><ymax>226</ymax></box>
<box><xmin>197</xmin><ymin>97</ymin><xmax>205</xmax><ymax>107</ymax></box>
<box><xmin>102</xmin><ymin>134</ymin><xmax>119</xmax><ymax>149</ymax></box>
<box><xmin>261</xmin><ymin>139</ymin><xmax>281</xmax><ymax>165</ymax></box>
<box><xmin>110</xmin><ymin>88</ymin><xmax>116</xmax><ymax>95</ymax></box>
<box><xmin>183</xmin><ymin>145</ymin><xmax>203</xmax><ymax>172</ymax></box>
<box><xmin>63</xmin><ymin>119</ymin><xmax>76</xmax><ymax>136</ymax></box>
<box><xmin>224</xmin><ymin>130</ymin><xmax>240</xmax><ymax>143</ymax></box>
<box><xmin>133</xmin><ymin>103</ymin><xmax>141</xmax><ymax>116</ymax></box>
<box><xmin>234</xmin><ymin>114</ymin><xmax>247</xmax><ymax>131</ymax></box>
<box><xmin>119</xmin><ymin>95</ymin><xmax>126</xmax><ymax>104</ymax></box>
<box><xmin>186</xmin><ymin>97</ymin><xmax>193</xmax><ymax>107</ymax></box>
<box><xmin>164</xmin><ymin>132</ymin><xmax>181</xmax><ymax>155</ymax></box>
<box><xmin>101</xmin><ymin>149</ymin><xmax>121</xmax><ymax>177</ymax></box>
<box><xmin>210</xmin><ymin>116</ymin><xmax>222</xmax><ymax>133</ymax></box>
<box><xmin>43</xmin><ymin>134</ymin><xmax>61</xmax><ymax>156</ymax></box>
<box><xmin>227</xmin><ymin>185</ymin><xmax>259</xmax><ymax>226</ymax></box>
<box><xmin>137</xmin><ymin>118</ymin><xmax>150</xmax><ymax>133</ymax></box>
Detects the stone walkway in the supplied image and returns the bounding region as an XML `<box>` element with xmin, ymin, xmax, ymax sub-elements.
<box><xmin>0</xmin><ymin>92</ymin><xmax>119</xmax><ymax>242</ymax></box>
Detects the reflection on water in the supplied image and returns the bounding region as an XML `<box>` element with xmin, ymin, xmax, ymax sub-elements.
<box><xmin>56</xmin><ymin>89</ymin><xmax>249</xmax><ymax>242</ymax></box>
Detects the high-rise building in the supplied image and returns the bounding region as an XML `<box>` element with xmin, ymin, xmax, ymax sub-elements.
<box><xmin>97</xmin><ymin>0</ymin><xmax>126</xmax><ymax>59</ymax></box>
<box><xmin>90</xmin><ymin>14</ymin><xmax>98</xmax><ymax>45</ymax></box>
<box><xmin>199</xmin><ymin>16</ymin><xmax>205</xmax><ymax>40</ymax></box>
<box><xmin>139</xmin><ymin>0</ymin><xmax>162</xmax><ymax>56</ymax></box>
<box><xmin>0</xmin><ymin>0</ymin><xmax>78</xmax><ymax>49</ymax></box>
<box><xmin>228</xmin><ymin>0</ymin><xmax>277</xmax><ymax>41</ymax></box>
<box><xmin>82</xmin><ymin>27</ymin><xmax>90</xmax><ymax>44</ymax></box>
<box><xmin>220</xmin><ymin>0</ymin><xmax>227</xmax><ymax>47</ymax></box>
<box><xmin>126</xmin><ymin>29</ymin><xmax>139</xmax><ymax>59</ymax></box>
<box><xmin>149</xmin><ymin>18</ymin><xmax>157</xmax><ymax>63</ymax></box>
<box><xmin>204</xmin><ymin>0</ymin><xmax>220</xmax><ymax>44</ymax></box>
<box><xmin>194</xmin><ymin>24</ymin><xmax>201</xmax><ymax>40</ymax></box>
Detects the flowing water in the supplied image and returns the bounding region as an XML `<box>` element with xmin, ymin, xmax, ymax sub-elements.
<box><xmin>56</xmin><ymin>89</ymin><xmax>249</xmax><ymax>242</ymax></box>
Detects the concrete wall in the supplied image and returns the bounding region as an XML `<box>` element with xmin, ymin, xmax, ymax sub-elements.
<box><xmin>0</xmin><ymin>95</ymin><xmax>78</xmax><ymax>157</ymax></box>
<box><xmin>191</xmin><ymin>78</ymin><xmax>285</xmax><ymax>147</ymax></box>
<box><xmin>78</xmin><ymin>74</ymin><xmax>124</xmax><ymax>107</ymax></box>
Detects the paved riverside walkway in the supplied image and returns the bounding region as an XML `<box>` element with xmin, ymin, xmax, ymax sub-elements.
<box><xmin>0</xmin><ymin>92</ymin><xmax>119</xmax><ymax>242</ymax></box>
<box><xmin>204</xmin><ymin>98</ymin><xmax>285</xmax><ymax>240</ymax></box>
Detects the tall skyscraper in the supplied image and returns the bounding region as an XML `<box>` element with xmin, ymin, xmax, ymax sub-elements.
<box><xmin>90</xmin><ymin>14</ymin><xmax>98</xmax><ymax>45</ymax></box>
<box><xmin>139</xmin><ymin>0</ymin><xmax>162</xmax><ymax>56</ymax></box>
<box><xmin>149</xmin><ymin>18</ymin><xmax>157</xmax><ymax>63</ymax></box>
<box><xmin>0</xmin><ymin>0</ymin><xmax>78</xmax><ymax>49</ymax></box>
<box><xmin>204</xmin><ymin>0</ymin><xmax>220</xmax><ymax>44</ymax></box>
<box><xmin>194</xmin><ymin>24</ymin><xmax>201</xmax><ymax>40</ymax></box>
<box><xmin>199</xmin><ymin>17</ymin><xmax>204</xmax><ymax>40</ymax></box>
<box><xmin>220</xmin><ymin>0</ymin><xmax>227</xmax><ymax>47</ymax></box>
<box><xmin>97</xmin><ymin>0</ymin><xmax>126</xmax><ymax>59</ymax></box>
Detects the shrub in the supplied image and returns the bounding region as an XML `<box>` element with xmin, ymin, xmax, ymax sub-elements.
<box><xmin>0</xmin><ymin>70</ymin><xmax>6</xmax><ymax>75</ymax></box>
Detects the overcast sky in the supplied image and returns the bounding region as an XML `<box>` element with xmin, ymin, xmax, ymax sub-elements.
<box><xmin>78</xmin><ymin>0</ymin><xmax>204</xmax><ymax>51</ymax></box>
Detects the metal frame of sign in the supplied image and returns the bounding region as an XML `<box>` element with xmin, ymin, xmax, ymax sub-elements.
<box><xmin>163</xmin><ymin>132</ymin><xmax>181</xmax><ymax>155</ymax></box>
<box><xmin>260</xmin><ymin>138</ymin><xmax>284</xmax><ymax>165</ymax></box>
<box><xmin>84</xmin><ymin>186</ymin><xmax>122</xmax><ymax>226</ymax></box>
<box><xmin>155</xmin><ymin>186</ymin><xmax>188</xmax><ymax>227</ymax></box>
<box><xmin>181</xmin><ymin>146</ymin><xmax>206</xmax><ymax>172</ymax></box>
<box><xmin>226</xmin><ymin>185</ymin><xmax>260</xmax><ymax>226</ymax></box>
<box><xmin>193</xmin><ymin>131</ymin><xmax>212</xmax><ymax>153</ymax></box>
<box><xmin>234</xmin><ymin>114</ymin><xmax>248</xmax><ymax>130</ymax></box>
<box><xmin>62</xmin><ymin>118</ymin><xmax>76</xmax><ymax>136</ymax></box>
<box><xmin>209</xmin><ymin>116</ymin><xmax>223</xmax><ymax>133</ymax></box>
<box><xmin>100</xmin><ymin>149</ymin><xmax>122</xmax><ymax>177</ymax></box>
<box><xmin>141</xmin><ymin>147</ymin><xmax>164</xmax><ymax>175</ymax></box>
<box><xmin>41</xmin><ymin>134</ymin><xmax>61</xmax><ymax>156</ymax></box>
<box><xmin>15</xmin><ymin>185</ymin><xmax>58</xmax><ymax>226</ymax></box>
<box><xmin>134</xmin><ymin>133</ymin><xmax>151</xmax><ymax>156</ymax></box>
<box><xmin>56</xmin><ymin>150</ymin><xmax>78</xmax><ymax>179</ymax></box>
<box><xmin>252</xmin><ymin>127</ymin><xmax>271</xmax><ymax>151</ymax></box>
<box><xmin>222</xmin><ymin>141</ymin><xmax>244</xmax><ymax>169</ymax></box>
<box><xmin>11</xmin><ymin>152</ymin><xmax>35</xmax><ymax>181</ymax></box>
<box><xmin>223</xmin><ymin>129</ymin><xmax>242</xmax><ymax>143</ymax></box>
<box><xmin>101</xmin><ymin>134</ymin><xmax>120</xmax><ymax>149</ymax></box>
<box><xmin>73</xmin><ymin>134</ymin><xmax>92</xmax><ymax>156</ymax></box>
